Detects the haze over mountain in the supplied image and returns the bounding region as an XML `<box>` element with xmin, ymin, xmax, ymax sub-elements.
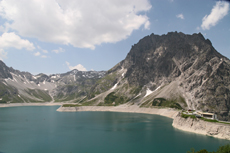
<box><xmin>0</xmin><ymin>32</ymin><xmax>230</xmax><ymax>121</ymax></box>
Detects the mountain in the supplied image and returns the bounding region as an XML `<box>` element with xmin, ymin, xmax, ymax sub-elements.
<box><xmin>0</xmin><ymin>62</ymin><xmax>105</xmax><ymax>103</ymax></box>
<box><xmin>0</xmin><ymin>32</ymin><xmax>229</xmax><ymax>121</ymax></box>
<box><xmin>85</xmin><ymin>32</ymin><xmax>230</xmax><ymax>121</ymax></box>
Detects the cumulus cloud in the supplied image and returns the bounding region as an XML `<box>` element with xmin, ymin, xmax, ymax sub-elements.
<box><xmin>0</xmin><ymin>32</ymin><xmax>35</xmax><ymax>60</ymax></box>
<box><xmin>201</xmin><ymin>1</ymin><xmax>229</xmax><ymax>30</ymax></box>
<box><xmin>0</xmin><ymin>32</ymin><xmax>35</xmax><ymax>50</ymax></box>
<box><xmin>176</xmin><ymin>14</ymin><xmax>184</xmax><ymax>19</ymax></box>
<box><xmin>34</xmin><ymin>52</ymin><xmax>41</xmax><ymax>56</ymax></box>
<box><xmin>66</xmin><ymin>62</ymin><xmax>87</xmax><ymax>71</ymax></box>
<box><xmin>52</xmin><ymin>47</ymin><xmax>65</xmax><ymax>53</ymax></box>
<box><xmin>33</xmin><ymin>46</ymin><xmax>48</xmax><ymax>58</ymax></box>
<box><xmin>0</xmin><ymin>0</ymin><xmax>152</xmax><ymax>49</ymax></box>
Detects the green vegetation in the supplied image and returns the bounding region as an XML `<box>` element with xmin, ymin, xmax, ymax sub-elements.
<box><xmin>179</xmin><ymin>95</ymin><xmax>187</xmax><ymax>106</ymax></box>
<box><xmin>26</xmin><ymin>89</ymin><xmax>52</xmax><ymax>102</ymax></box>
<box><xmin>104</xmin><ymin>92</ymin><xmax>126</xmax><ymax>106</ymax></box>
<box><xmin>152</xmin><ymin>98</ymin><xmax>183</xmax><ymax>109</ymax></box>
<box><xmin>62</xmin><ymin>104</ymin><xmax>81</xmax><ymax>107</ymax></box>
<box><xmin>55</xmin><ymin>93</ymin><xmax>76</xmax><ymax>102</ymax></box>
<box><xmin>130</xmin><ymin>86</ymin><xmax>142</xmax><ymax>95</ymax></box>
<box><xmin>62</xmin><ymin>98</ymin><xmax>99</xmax><ymax>107</ymax></box>
<box><xmin>0</xmin><ymin>82</ymin><xmax>22</xmax><ymax>103</ymax></box>
<box><xmin>82</xmin><ymin>99</ymin><xmax>98</xmax><ymax>106</ymax></box>
<box><xmin>97</xmin><ymin>102</ymin><xmax>114</xmax><ymax>106</ymax></box>
<box><xmin>218</xmin><ymin>121</ymin><xmax>230</xmax><ymax>125</ymax></box>
<box><xmin>140</xmin><ymin>99</ymin><xmax>153</xmax><ymax>107</ymax></box>
<box><xmin>181</xmin><ymin>113</ymin><xmax>230</xmax><ymax>124</ymax></box>
<box><xmin>187</xmin><ymin>144</ymin><xmax>230</xmax><ymax>153</ymax></box>
<box><xmin>200</xmin><ymin>117</ymin><xmax>218</xmax><ymax>123</ymax></box>
<box><xmin>94</xmin><ymin>72</ymin><xmax>118</xmax><ymax>93</ymax></box>
<box><xmin>181</xmin><ymin>113</ymin><xmax>197</xmax><ymax>119</ymax></box>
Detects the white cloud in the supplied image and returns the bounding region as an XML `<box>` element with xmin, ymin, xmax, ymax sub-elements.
<box><xmin>144</xmin><ymin>21</ymin><xmax>150</xmax><ymax>30</ymax></box>
<box><xmin>0</xmin><ymin>32</ymin><xmax>35</xmax><ymax>50</ymax></box>
<box><xmin>201</xmin><ymin>1</ymin><xmax>229</xmax><ymax>30</ymax></box>
<box><xmin>34</xmin><ymin>52</ymin><xmax>40</xmax><ymax>56</ymax></box>
<box><xmin>41</xmin><ymin>55</ymin><xmax>47</xmax><ymax>58</ymax></box>
<box><xmin>0</xmin><ymin>32</ymin><xmax>35</xmax><ymax>60</ymax></box>
<box><xmin>37</xmin><ymin>45</ymin><xmax>48</xmax><ymax>53</ymax></box>
<box><xmin>52</xmin><ymin>47</ymin><xmax>65</xmax><ymax>53</ymax></box>
<box><xmin>0</xmin><ymin>0</ymin><xmax>152</xmax><ymax>49</ymax></box>
<box><xmin>66</xmin><ymin>62</ymin><xmax>87</xmax><ymax>71</ymax></box>
<box><xmin>34</xmin><ymin>50</ymin><xmax>47</xmax><ymax>58</ymax></box>
<box><xmin>176</xmin><ymin>14</ymin><xmax>184</xmax><ymax>19</ymax></box>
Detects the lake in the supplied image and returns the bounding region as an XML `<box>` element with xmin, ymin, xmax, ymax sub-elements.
<box><xmin>0</xmin><ymin>106</ymin><xmax>229</xmax><ymax>153</ymax></box>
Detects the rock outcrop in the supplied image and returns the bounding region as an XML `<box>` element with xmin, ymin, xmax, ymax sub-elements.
<box><xmin>172</xmin><ymin>113</ymin><xmax>230</xmax><ymax>140</ymax></box>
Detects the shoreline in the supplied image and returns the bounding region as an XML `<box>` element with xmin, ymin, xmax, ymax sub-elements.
<box><xmin>56</xmin><ymin>105</ymin><xmax>179</xmax><ymax>119</ymax></box>
<box><xmin>1</xmin><ymin>103</ymin><xmax>230</xmax><ymax>140</ymax></box>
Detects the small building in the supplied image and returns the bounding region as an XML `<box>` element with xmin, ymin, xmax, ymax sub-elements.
<box><xmin>197</xmin><ymin>112</ymin><xmax>217</xmax><ymax>120</ymax></box>
<box><xmin>187</xmin><ymin>109</ymin><xmax>195</xmax><ymax>113</ymax></box>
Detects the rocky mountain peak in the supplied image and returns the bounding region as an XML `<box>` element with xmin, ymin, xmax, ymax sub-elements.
<box><xmin>123</xmin><ymin>32</ymin><xmax>224</xmax><ymax>86</ymax></box>
<box><xmin>0</xmin><ymin>60</ymin><xmax>12</xmax><ymax>79</ymax></box>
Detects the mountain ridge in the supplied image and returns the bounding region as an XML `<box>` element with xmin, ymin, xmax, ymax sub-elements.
<box><xmin>0</xmin><ymin>32</ymin><xmax>230</xmax><ymax>121</ymax></box>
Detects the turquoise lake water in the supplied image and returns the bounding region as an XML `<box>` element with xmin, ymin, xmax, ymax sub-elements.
<box><xmin>0</xmin><ymin>106</ymin><xmax>229</xmax><ymax>153</ymax></box>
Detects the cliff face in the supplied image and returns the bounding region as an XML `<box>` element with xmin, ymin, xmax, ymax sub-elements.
<box><xmin>172</xmin><ymin>113</ymin><xmax>230</xmax><ymax>140</ymax></box>
<box><xmin>123</xmin><ymin>32</ymin><xmax>223</xmax><ymax>86</ymax></box>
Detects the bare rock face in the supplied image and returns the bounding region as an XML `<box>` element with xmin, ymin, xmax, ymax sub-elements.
<box><xmin>172</xmin><ymin>113</ymin><xmax>230</xmax><ymax>140</ymax></box>
<box><xmin>123</xmin><ymin>32</ymin><xmax>223</xmax><ymax>86</ymax></box>
<box><xmin>0</xmin><ymin>61</ymin><xmax>13</xmax><ymax>79</ymax></box>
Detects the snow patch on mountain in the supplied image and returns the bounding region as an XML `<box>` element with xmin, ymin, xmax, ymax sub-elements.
<box><xmin>111</xmin><ymin>83</ymin><xmax>118</xmax><ymax>90</ymax></box>
<box><xmin>144</xmin><ymin>88</ymin><xmax>153</xmax><ymax>97</ymax></box>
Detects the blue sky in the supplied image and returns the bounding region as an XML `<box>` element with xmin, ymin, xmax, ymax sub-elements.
<box><xmin>0</xmin><ymin>0</ymin><xmax>229</xmax><ymax>75</ymax></box>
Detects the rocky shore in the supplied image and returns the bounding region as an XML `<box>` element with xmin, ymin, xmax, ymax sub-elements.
<box><xmin>172</xmin><ymin>113</ymin><xmax>230</xmax><ymax>140</ymax></box>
